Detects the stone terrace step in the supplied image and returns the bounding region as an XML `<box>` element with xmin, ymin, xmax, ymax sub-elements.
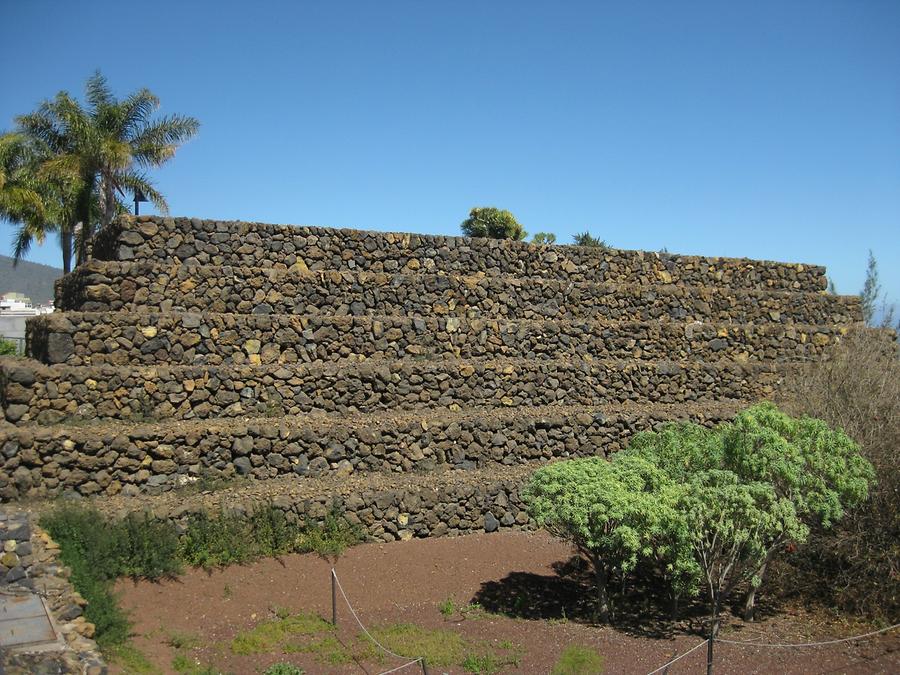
<box><xmin>0</xmin><ymin>401</ymin><xmax>740</xmax><ymax>501</ymax></box>
<box><xmin>56</xmin><ymin>461</ymin><xmax>544</xmax><ymax>542</ymax></box>
<box><xmin>28</xmin><ymin>311</ymin><xmax>853</xmax><ymax>367</ymax></box>
<box><xmin>56</xmin><ymin>261</ymin><xmax>860</xmax><ymax>325</ymax></box>
<box><xmin>93</xmin><ymin>215</ymin><xmax>828</xmax><ymax>293</ymax></box>
<box><xmin>1</xmin><ymin>355</ymin><xmax>781</xmax><ymax>425</ymax></box>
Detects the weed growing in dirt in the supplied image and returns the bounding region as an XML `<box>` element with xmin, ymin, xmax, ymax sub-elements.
<box><xmin>462</xmin><ymin>652</ymin><xmax>520</xmax><ymax>675</ymax></box>
<box><xmin>222</xmin><ymin>584</ymin><xmax>233</xmax><ymax>599</ymax></box>
<box><xmin>263</xmin><ymin>664</ymin><xmax>305</xmax><ymax>675</ymax></box>
<box><xmin>171</xmin><ymin>653</ymin><xmax>222</xmax><ymax>675</ymax></box>
<box><xmin>439</xmin><ymin>597</ymin><xmax>456</xmax><ymax>617</ymax></box>
<box><xmin>551</xmin><ymin>645</ymin><xmax>605</xmax><ymax>674</ymax></box>
<box><xmin>106</xmin><ymin>644</ymin><xmax>159</xmax><ymax>673</ymax></box>
<box><xmin>166</xmin><ymin>630</ymin><xmax>200</xmax><ymax>650</ymax></box>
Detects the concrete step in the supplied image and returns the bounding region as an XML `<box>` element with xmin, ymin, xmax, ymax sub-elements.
<box><xmin>26</xmin><ymin>311</ymin><xmax>852</xmax><ymax>367</ymax></box>
<box><xmin>1</xmin><ymin>355</ymin><xmax>781</xmax><ymax>425</ymax></box>
<box><xmin>92</xmin><ymin>215</ymin><xmax>829</xmax><ymax>293</ymax></box>
<box><xmin>56</xmin><ymin>261</ymin><xmax>860</xmax><ymax>324</ymax></box>
<box><xmin>0</xmin><ymin>401</ymin><xmax>740</xmax><ymax>501</ymax></box>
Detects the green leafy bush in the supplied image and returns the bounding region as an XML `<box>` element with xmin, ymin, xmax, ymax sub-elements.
<box><xmin>525</xmin><ymin>403</ymin><xmax>874</xmax><ymax>629</ymax></box>
<box><xmin>0</xmin><ymin>338</ymin><xmax>18</xmax><ymax>355</ymax></box>
<box><xmin>460</xmin><ymin>207</ymin><xmax>527</xmax><ymax>240</ymax></box>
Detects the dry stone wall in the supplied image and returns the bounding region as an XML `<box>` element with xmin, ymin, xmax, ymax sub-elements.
<box><xmin>3</xmin><ymin>357</ymin><xmax>781</xmax><ymax>425</ymax></box>
<box><xmin>93</xmin><ymin>216</ymin><xmax>828</xmax><ymax>292</ymax></box>
<box><xmin>0</xmin><ymin>215</ymin><xmax>862</xmax><ymax>541</ymax></box>
<box><xmin>28</xmin><ymin>312</ymin><xmax>846</xmax><ymax>367</ymax></box>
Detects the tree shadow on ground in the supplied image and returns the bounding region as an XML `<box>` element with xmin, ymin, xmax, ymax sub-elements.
<box><xmin>471</xmin><ymin>556</ymin><xmax>719</xmax><ymax>639</ymax></box>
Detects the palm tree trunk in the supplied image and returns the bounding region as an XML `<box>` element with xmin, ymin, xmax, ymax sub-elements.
<box><xmin>75</xmin><ymin>177</ymin><xmax>95</xmax><ymax>266</ymax></box>
<box><xmin>60</xmin><ymin>227</ymin><xmax>73</xmax><ymax>274</ymax></box>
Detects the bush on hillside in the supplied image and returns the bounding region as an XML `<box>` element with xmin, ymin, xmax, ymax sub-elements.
<box><xmin>777</xmin><ymin>327</ymin><xmax>900</xmax><ymax>620</ymax></box>
<box><xmin>460</xmin><ymin>207</ymin><xmax>527</xmax><ymax>240</ymax></box>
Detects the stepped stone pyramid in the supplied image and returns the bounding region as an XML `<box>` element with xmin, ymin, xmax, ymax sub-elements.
<box><xmin>0</xmin><ymin>216</ymin><xmax>861</xmax><ymax>538</ymax></box>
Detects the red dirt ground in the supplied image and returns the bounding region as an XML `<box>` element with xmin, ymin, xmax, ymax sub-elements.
<box><xmin>113</xmin><ymin>531</ymin><xmax>899</xmax><ymax>674</ymax></box>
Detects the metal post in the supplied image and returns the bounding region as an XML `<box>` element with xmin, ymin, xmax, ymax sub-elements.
<box><xmin>331</xmin><ymin>569</ymin><xmax>337</xmax><ymax>627</ymax></box>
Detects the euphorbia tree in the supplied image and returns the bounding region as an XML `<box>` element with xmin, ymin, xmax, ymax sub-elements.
<box><xmin>721</xmin><ymin>402</ymin><xmax>875</xmax><ymax>619</ymax></box>
<box><xmin>523</xmin><ymin>454</ymin><xmax>680</xmax><ymax>623</ymax></box>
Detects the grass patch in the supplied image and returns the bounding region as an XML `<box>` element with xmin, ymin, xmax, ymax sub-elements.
<box><xmin>263</xmin><ymin>664</ymin><xmax>305</xmax><ymax>675</ymax></box>
<box><xmin>106</xmin><ymin>643</ymin><xmax>160</xmax><ymax>674</ymax></box>
<box><xmin>171</xmin><ymin>653</ymin><xmax>223</xmax><ymax>675</ymax></box>
<box><xmin>551</xmin><ymin>645</ymin><xmax>604</xmax><ymax>675</ymax></box>
<box><xmin>368</xmin><ymin>623</ymin><xmax>521</xmax><ymax>673</ymax></box>
<box><xmin>231</xmin><ymin>613</ymin><xmax>335</xmax><ymax>655</ymax></box>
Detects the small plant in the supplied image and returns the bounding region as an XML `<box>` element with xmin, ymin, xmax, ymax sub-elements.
<box><xmin>551</xmin><ymin>645</ymin><xmax>604</xmax><ymax>675</ymax></box>
<box><xmin>532</xmin><ymin>232</ymin><xmax>556</xmax><ymax>245</ymax></box>
<box><xmin>171</xmin><ymin>653</ymin><xmax>222</xmax><ymax>675</ymax></box>
<box><xmin>572</xmin><ymin>231</ymin><xmax>608</xmax><ymax>249</ymax></box>
<box><xmin>222</xmin><ymin>584</ymin><xmax>233</xmax><ymax>599</ymax></box>
<box><xmin>264</xmin><ymin>664</ymin><xmax>305</xmax><ymax>675</ymax></box>
<box><xmin>166</xmin><ymin>630</ymin><xmax>200</xmax><ymax>650</ymax></box>
<box><xmin>0</xmin><ymin>338</ymin><xmax>19</xmax><ymax>356</ymax></box>
<box><xmin>439</xmin><ymin>597</ymin><xmax>456</xmax><ymax>617</ymax></box>
<box><xmin>272</xmin><ymin>605</ymin><xmax>292</xmax><ymax>620</ymax></box>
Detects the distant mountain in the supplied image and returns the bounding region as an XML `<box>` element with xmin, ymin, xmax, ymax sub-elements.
<box><xmin>0</xmin><ymin>255</ymin><xmax>62</xmax><ymax>304</ymax></box>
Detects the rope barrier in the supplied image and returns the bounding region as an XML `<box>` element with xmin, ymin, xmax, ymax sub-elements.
<box><xmin>331</xmin><ymin>568</ymin><xmax>425</xmax><ymax>673</ymax></box>
<box><xmin>716</xmin><ymin>622</ymin><xmax>900</xmax><ymax>648</ymax></box>
<box><xmin>377</xmin><ymin>659</ymin><xmax>426</xmax><ymax>675</ymax></box>
<box><xmin>645</xmin><ymin>639</ymin><xmax>709</xmax><ymax>675</ymax></box>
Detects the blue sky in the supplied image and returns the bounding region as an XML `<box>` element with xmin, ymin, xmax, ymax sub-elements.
<box><xmin>2</xmin><ymin>1</ymin><xmax>898</xmax><ymax>305</ymax></box>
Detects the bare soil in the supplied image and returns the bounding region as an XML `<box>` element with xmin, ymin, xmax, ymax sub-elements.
<box><xmin>113</xmin><ymin>530</ymin><xmax>899</xmax><ymax>674</ymax></box>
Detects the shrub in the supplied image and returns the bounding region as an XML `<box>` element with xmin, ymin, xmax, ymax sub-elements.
<box><xmin>551</xmin><ymin>645</ymin><xmax>604</xmax><ymax>674</ymax></box>
<box><xmin>0</xmin><ymin>338</ymin><xmax>18</xmax><ymax>355</ymax></box>
<box><xmin>179</xmin><ymin>510</ymin><xmax>257</xmax><ymax>568</ymax></box>
<box><xmin>116</xmin><ymin>511</ymin><xmax>182</xmax><ymax>579</ymax></box>
<box><xmin>296</xmin><ymin>503</ymin><xmax>364</xmax><ymax>558</ymax></box>
<box><xmin>572</xmin><ymin>231</ymin><xmax>607</xmax><ymax>248</ymax></box>
<box><xmin>778</xmin><ymin>327</ymin><xmax>900</xmax><ymax>619</ymax></box>
<box><xmin>532</xmin><ymin>232</ymin><xmax>556</xmax><ymax>245</ymax></box>
<box><xmin>460</xmin><ymin>207</ymin><xmax>527</xmax><ymax>240</ymax></box>
<box><xmin>40</xmin><ymin>504</ymin><xmax>169</xmax><ymax>649</ymax></box>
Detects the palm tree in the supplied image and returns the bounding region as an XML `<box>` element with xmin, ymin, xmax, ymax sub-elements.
<box><xmin>16</xmin><ymin>71</ymin><xmax>199</xmax><ymax>265</ymax></box>
<box><xmin>0</xmin><ymin>132</ymin><xmax>85</xmax><ymax>273</ymax></box>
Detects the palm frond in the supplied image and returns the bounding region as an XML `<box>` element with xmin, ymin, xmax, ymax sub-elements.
<box><xmin>85</xmin><ymin>70</ymin><xmax>113</xmax><ymax>113</ymax></box>
<box><xmin>131</xmin><ymin>115</ymin><xmax>200</xmax><ymax>166</ymax></box>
